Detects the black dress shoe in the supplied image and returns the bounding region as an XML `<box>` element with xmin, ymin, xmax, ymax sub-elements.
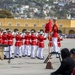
<box><xmin>28</xmin><ymin>55</ymin><xmax>30</xmax><ymax>57</ymax></box>
<box><xmin>56</xmin><ymin>56</ymin><xmax>59</xmax><ymax>58</ymax></box>
<box><xmin>22</xmin><ymin>55</ymin><xmax>25</xmax><ymax>57</ymax></box>
<box><xmin>10</xmin><ymin>57</ymin><xmax>14</xmax><ymax>59</ymax></box>
<box><xmin>39</xmin><ymin>58</ymin><xmax>44</xmax><ymax>60</ymax></box>
<box><xmin>36</xmin><ymin>56</ymin><xmax>39</xmax><ymax>59</ymax></box>
<box><xmin>4</xmin><ymin>55</ymin><xmax>7</xmax><ymax>59</ymax></box>
<box><xmin>14</xmin><ymin>56</ymin><xmax>18</xmax><ymax>58</ymax></box>
<box><xmin>19</xmin><ymin>56</ymin><xmax>22</xmax><ymax>58</ymax></box>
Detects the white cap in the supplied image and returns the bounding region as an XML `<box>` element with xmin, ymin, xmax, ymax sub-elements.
<box><xmin>8</xmin><ymin>30</ymin><xmax>11</xmax><ymax>32</ymax></box>
<box><xmin>53</xmin><ymin>17</ymin><xmax>57</xmax><ymax>20</ymax></box>
<box><xmin>28</xmin><ymin>31</ymin><xmax>30</xmax><ymax>33</ymax></box>
<box><xmin>40</xmin><ymin>31</ymin><xmax>43</xmax><ymax>35</ymax></box>
<box><xmin>31</xmin><ymin>30</ymin><xmax>34</xmax><ymax>33</ymax></box>
<box><xmin>38</xmin><ymin>30</ymin><xmax>40</xmax><ymax>33</ymax></box>
<box><xmin>3</xmin><ymin>30</ymin><xmax>7</xmax><ymax>32</ymax></box>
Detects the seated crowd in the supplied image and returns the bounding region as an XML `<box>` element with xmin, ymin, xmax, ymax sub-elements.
<box><xmin>51</xmin><ymin>48</ymin><xmax>75</xmax><ymax>75</ymax></box>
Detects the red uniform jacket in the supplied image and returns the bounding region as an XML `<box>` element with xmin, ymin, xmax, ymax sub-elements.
<box><xmin>37</xmin><ymin>34</ymin><xmax>40</xmax><ymax>46</ymax></box>
<box><xmin>2</xmin><ymin>33</ymin><xmax>8</xmax><ymax>45</ymax></box>
<box><xmin>31</xmin><ymin>33</ymin><xmax>37</xmax><ymax>45</ymax></box>
<box><xmin>52</xmin><ymin>24</ymin><xmax>58</xmax><ymax>37</ymax></box>
<box><xmin>48</xmin><ymin>36</ymin><xmax>53</xmax><ymax>47</ymax></box>
<box><xmin>19</xmin><ymin>36</ymin><xmax>23</xmax><ymax>46</ymax></box>
<box><xmin>7</xmin><ymin>33</ymin><xmax>14</xmax><ymax>45</ymax></box>
<box><xmin>38</xmin><ymin>35</ymin><xmax>46</xmax><ymax>48</ymax></box>
<box><xmin>15</xmin><ymin>34</ymin><xmax>22</xmax><ymax>47</ymax></box>
<box><xmin>24</xmin><ymin>33</ymin><xmax>31</xmax><ymax>45</ymax></box>
<box><xmin>0</xmin><ymin>32</ymin><xmax>2</xmax><ymax>44</ymax></box>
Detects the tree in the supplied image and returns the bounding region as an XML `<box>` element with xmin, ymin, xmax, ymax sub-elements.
<box><xmin>0</xmin><ymin>9</ymin><xmax>14</xmax><ymax>18</ymax></box>
<box><xmin>55</xmin><ymin>9</ymin><xmax>68</xmax><ymax>19</ymax></box>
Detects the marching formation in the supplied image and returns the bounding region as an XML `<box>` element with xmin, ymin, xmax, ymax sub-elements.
<box><xmin>0</xmin><ymin>28</ymin><xmax>48</xmax><ymax>59</ymax></box>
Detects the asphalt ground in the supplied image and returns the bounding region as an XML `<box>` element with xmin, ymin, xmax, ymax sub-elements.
<box><xmin>0</xmin><ymin>39</ymin><xmax>75</xmax><ymax>75</ymax></box>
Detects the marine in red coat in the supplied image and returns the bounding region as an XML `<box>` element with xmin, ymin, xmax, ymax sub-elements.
<box><xmin>24</xmin><ymin>32</ymin><xmax>31</xmax><ymax>45</ymax></box>
<box><xmin>31</xmin><ymin>33</ymin><xmax>37</xmax><ymax>46</ymax></box>
<box><xmin>36</xmin><ymin>31</ymin><xmax>40</xmax><ymax>58</ymax></box>
<box><xmin>23</xmin><ymin>31</ymin><xmax>31</xmax><ymax>56</ymax></box>
<box><xmin>14</xmin><ymin>32</ymin><xmax>23</xmax><ymax>57</ymax></box>
<box><xmin>38</xmin><ymin>33</ymin><xmax>46</xmax><ymax>48</ymax></box>
<box><xmin>30</xmin><ymin>31</ymin><xmax>37</xmax><ymax>58</ymax></box>
<box><xmin>52</xmin><ymin>23</ymin><xmax>58</xmax><ymax>38</ymax></box>
<box><xmin>37</xmin><ymin>32</ymin><xmax>46</xmax><ymax>59</ymax></box>
<box><xmin>2</xmin><ymin>30</ymin><xmax>9</xmax><ymax>58</ymax></box>
<box><xmin>52</xmin><ymin>19</ymin><xmax>59</xmax><ymax>54</ymax></box>
<box><xmin>7</xmin><ymin>31</ymin><xmax>14</xmax><ymax>45</ymax></box>
<box><xmin>15</xmin><ymin>33</ymin><xmax>22</xmax><ymax>47</ymax></box>
<box><xmin>7</xmin><ymin>30</ymin><xmax>15</xmax><ymax>58</ymax></box>
<box><xmin>2</xmin><ymin>31</ymin><xmax>8</xmax><ymax>45</ymax></box>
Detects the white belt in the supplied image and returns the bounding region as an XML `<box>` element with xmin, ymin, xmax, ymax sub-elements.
<box><xmin>16</xmin><ymin>41</ymin><xmax>20</xmax><ymax>42</ymax></box>
<box><xmin>8</xmin><ymin>40</ymin><xmax>13</xmax><ymax>41</ymax></box>
<box><xmin>58</xmin><ymin>42</ymin><xmax>60</xmax><ymax>43</ymax></box>
<box><xmin>4</xmin><ymin>40</ymin><xmax>8</xmax><ymax>42</ymax></box>
<box><xmin>32</xmin><ymin>40</ymin><xmax>36</xmax><ymax>41</ymax></box>
<box><xmin>20</xmin><ymin>41</ymin><xmax>22</xmax><ymax>42</ymax></box>
<box><xmin>49</xmin><ymin>41</ymin><xmax>52</xmax><ymax>42</ymax></box>
<box><xmin>25</xmin><ymin>40</ymin><xmax>30</xmax><ymax>41</ymax></box>
<box><xmin>40</xmin><ymin>42</ymin><xmax>44</xmax><ymax>43</ymax></box>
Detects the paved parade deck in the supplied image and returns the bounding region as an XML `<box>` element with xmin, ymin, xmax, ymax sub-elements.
<box><xmin>0</xmin><ymin>39</ymin><xmax>75</xmax><ymax>75</ymax></box>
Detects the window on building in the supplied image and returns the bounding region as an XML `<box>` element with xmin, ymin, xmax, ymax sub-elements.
<box><xmin>0</xmin><ymin>22</ymin><xmax>2</xmax><ymax>26</ymax></box>
<box><xmin>8</xmin><ymin>22</ymin><xmax>12</xmax><ymax>26</ymax></box>
<box><xmin>25</xmin><ymin>23</ymin><xmax>28</xmax><ymax>26</ymax></box>
<box><xmin>34</xmin><ymin>23</ymin><xmax>37</xmax><ymax>27</ymax></box>
<box><xmin>17</xmin><ymin>22</ymin><xmax>20</xmax><ymax>26</ymax></box>
<box><xmin>59</xmin><ymin>24</ymin><xmax>62</xmax><ymax>27</ymax></box>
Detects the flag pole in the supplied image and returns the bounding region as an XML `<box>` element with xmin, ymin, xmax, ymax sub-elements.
<box><xmin>45</xmin><ymin>19</ymin><xmax>53</xmax><ymax>69</ymax></box>
<box><xmin>46</xmin><ymin>32</ymin><xmax>53</xmax><ymax>69</ymax></box>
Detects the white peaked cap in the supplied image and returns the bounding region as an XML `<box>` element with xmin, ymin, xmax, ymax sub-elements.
<box><xmin>28</xmin><ymin>31</ymin><xmax>30</xmax><ymax>33</ymax></box>
<box><xmin>20</xmin><ymin>32</ymin><xmax>22</xmax><ymax>34</ymax></box>
<box><xmin>26</xmin><ymin>30</ymin><xmax>29</xmax><ymax>32</ymax></box>
<box><xmin>40</xmin><ymin>31</ymin><xmax>43</xmax><ymax>34</ymax></box>
<box><xmin>38</xmin><ymin>30</ymin><xmax>40</xmax><ymax>32</ymax></box>
<box><xmin>3</xmin><ymin>30</ymin><xmax>7</xmax><ymax>32</ymax></box>
<box><xmin>31</xmin><ymin>30</ymin><xmax>34</xmax><ymax>33</ymax></box>
<box><xmin>53</xmin><ymin>17</ymin><xmax>57</xmax><ymax>20</ymax></box>
<box><xmin>8</xmin><ymin>30</ymin><xmax>11</xmax><ymax>32</ymax></box>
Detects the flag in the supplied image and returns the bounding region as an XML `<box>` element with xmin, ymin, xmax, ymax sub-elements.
<box><xmin>45</xmin><ymin>19</ymin><xmax>52</xmax><ymax>33</ymax></box>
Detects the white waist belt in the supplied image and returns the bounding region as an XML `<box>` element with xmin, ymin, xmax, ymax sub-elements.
<box><xmin>4</xmin><ymin>40</ymin><xmax>8</xmax><ymax>42</ymax></box>
<box><xmin>16</xmin><ymin>41</ymin><xmax>20</xmax><ymax>42</ymax></box>
<box><xmin>8</xmin><ymin>40</ymin><xmax>13</xmax><ymax>41</ymax></box>
<box><xmin>32</xmin><ymin>40</ymin><xmax>36</xmax><ymax>41</ymax></box>
<box><xmin>40</xmin><ymin>42</ymin><xmax>44</xmax><ymax>43</ymax></box>
<box><xmin>25</xmin><ymin>40</ymin><xmax>30</xmax><ymax>41</ymax></box>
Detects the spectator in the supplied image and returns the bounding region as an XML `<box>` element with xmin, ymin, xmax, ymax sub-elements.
<box><xmin>51</xmin><ymin>48</ymin><xmax>75</xmax><ymax>75</ymax></box>
<box><xmin>70</xmin><ymin>48</ymin><xmax>75</xmax><ymax>60</ymax></box>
